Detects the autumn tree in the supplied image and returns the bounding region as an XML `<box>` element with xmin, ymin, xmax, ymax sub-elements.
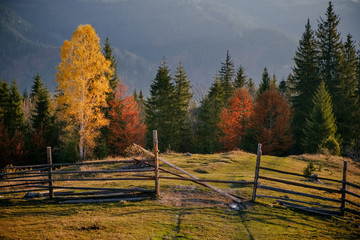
<box><xmin>251</xmin><ymin>89</ymin><xmax>294</xmax><ymax>155</ymax></box>
<box><xmin>55</xmin><ymin>24</ymin><xmax>112</xmax><ymax>160</ymax></box>
<box><xmin>108</xmin><ymin>81</ymin><xmax>146</xmax><ymax>155</ymax></box>
<box><xmin>218</xmin><ymin>88</ymin><xmax>253</xmax><ymax>151</ymax></box>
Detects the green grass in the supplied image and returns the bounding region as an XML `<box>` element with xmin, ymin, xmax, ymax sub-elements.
<box><xmin>1</xmin><ymin>151</ymin><xmax>360</xmax><ymax>239</ymax></box>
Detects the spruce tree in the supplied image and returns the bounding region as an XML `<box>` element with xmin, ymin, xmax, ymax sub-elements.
<box><xmin>0</xmin><ymin>80</ymin><xmax>10</xmax><ymax>121</ymax></box>
<box><xmin>30</xmin><ymin>73</ymin><xmax>43</xmax><ymax>99</ymax></box>
<box><xmin>234</xmin><ymin>65</ymin><xmax>247</xmax><ymax>89</ymax></box>
<box><xmin>257</xmin><ymin>67</ymin><xmax>271</xmax><ymax>98</ymax></box>
<box><xmin>302</xmin><ymin>81</ymin><xmax>338</xmax><ymax>153</ymax></box>
<box><xmin>173</xmin><ymin>61</ymin><xmax>192</xmax><ymax>152</ymax></box>
<box><xmin>196</xmin><ymin>77</ymin><xmax>225</xmax><ymax>153</ymax></box>
<box><xmin>103</xmin><ymin>37</ymin><xmax>119</xmax><ymax>94</ymax></box>
<box><xmin>145</xmin><ymin>58</ymin><xmax>176</xmax><ymax>152</ymax></box>
<box><xmin>31</xmin><ymin>84</ymin><xmax>52</xmax><ymax>131</ymax></box>
<box><xmin>316</xmin><ymin>2</ymin><xmax>346</xmax><ymax>146</ymax></box>
<box><xmin>291</xmin><ymin>19</ymin><xmax>320</xmax><ymax>151</ymax></box>
<box><xmin>246</xmin><ymin>78</ymin><xmax>256</xmax><ymax>99</ymax></box>
<box><xmin>337</xmin><ymin>34</ymin><xmax>359</xmax><ymax>145</ymax></box>
<box><xmin>6</xmin><ymin>80</ymin><xmax>24</xmax><ymax>136</ymax></box>
<box><xmin>219</xmin><ymin>50</ymin><xmax>235</xmax><ymax>103</ymax></box>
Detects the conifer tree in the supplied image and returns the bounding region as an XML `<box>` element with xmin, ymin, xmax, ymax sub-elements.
<box><xmin>196</xmin><ymin>77</ymin><xmax>225</xmax><ymax>153</ymax></box>
<box><xmin>173</xmin><ymin>61</ymin><xmax>192</xmax><ymax>152</ymax></box>
<box><xmin>246</xmin><ymin>78</ymin><xmax>256</xmax><ymax>99</ymax></box>
<box><xmin>291</xmin><ymin>19</ymin><xmax>320</xmax><ymax>151</ymax></box>
<box><xmin>6</xmin><ymin>80</ymin><xmax>24</xmax><ymax>136</ymax></box>
<box><xmin>103</xmin><ymin>37</ymin><xmax>119</xmax><ymax>94</ymax></box>
<box><xmin>270</xmin><ymin>74</ymin><xmax>279</xmax><ymax>90</ymax></box>
<box><xmin>30</xmin><ymin>73</ymin><xmax>43</xmax><ymax>99</ymax></box>
<box><xmin>234</xmin><ymin>65</ymin><xmax>247</xmax><ymax>89</ymax></box>
<box><xmin>302</xmin><ymin>81</ymin><xmax>338</xmax><ymax>153</ymax></box>
<box><xmin>337</xmin><ymin>34</ymin><xmax>359</xmax><ymax>145</ymax></box>
<box><xmin>219</xmin><ymin>50</ymin><xmax>235</xmax><ymax>102</ymax></box>
<box><xmin>145</xmin><ymin>58</ymin><xmax>176</xmax><ymax>152</ymax></box>
<box><xmin>257</xmin><ymin>67</ymin><xmax>271</xmax><ymax>98</ymax></box>
<box><xmin>0</xmin><ymin>80</ymin><xmax>10</xmax><ymax>121</ymax></box>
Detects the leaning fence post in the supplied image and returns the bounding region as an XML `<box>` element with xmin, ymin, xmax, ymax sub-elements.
<box><xmin>340</xmin><ymin>160</ymin><xmax>348</xmax><ymax>216</ymax></box>
<box><xmin>252</xmin><ymin>144</ymin><xmax>262</xmax><ymax>202</ymax></box>
<box><xmin>47</xmin><ymin>146</ymin><xmax>54</xmax><ymax>199</ymax></box>
<box><xmin>153</xmin><ymin>130</ymin><xmax>160</xmax><ymax>197</ymax></box>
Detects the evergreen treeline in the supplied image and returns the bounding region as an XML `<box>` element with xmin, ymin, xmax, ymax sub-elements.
<box><xmin>1</xmin><ymin>2</ymin><xmax>360</xmax><ymax>168</ymax></box>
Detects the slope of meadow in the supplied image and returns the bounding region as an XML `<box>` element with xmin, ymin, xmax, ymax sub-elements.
<box><xmin>0</xmin><ymin>151</ymin><xmax>360</xmax><ymax>239</ymax></box>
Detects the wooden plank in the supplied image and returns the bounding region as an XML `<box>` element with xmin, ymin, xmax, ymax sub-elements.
<box><xmin>345</xmin><ymin>190</ymin><xmax>360</xmax><ymax>199</ymax></box>
<box><xmin>258</xmin><ymin>185</ymin><xmax>341</xmax><ymax>203</ymax></box>
<box><xmin>344</xmin><ymin>199</ymin><xmax>360</xmax><ymax>208</ymax></box>
<box><xmin>4</xmin><ymin>159</ymin><xmax>144</xmax><ymax>169</ymax></box>
<box><xmin>158</xmin><ymin>176</ymin><xmax>253</xmax><ymax>185</ymax></box>
<box><xmin>46</xmin><ymin>177</ymin><xmax>154</xmax><ymax>182</ymax></box>
<box><xmin>259</xmin><ymin>167</ymin><xmax>341</xmax><ymax>183</ymax></box>
<box><xmin>0</xmin><ymin>167</ymin><xmax>50</xmax><ymax>177</ymax></box>
<box><xmin>59</xmin><ymin>196</ymin><xmax>150</xmax><ymax>204</ymax></box>
<box><xmin>345</xmin><ymin>208</ymin><xmax>360</xmax><ymax>216</ymax></box>
<box><xmin>259</xmin><ymin>176</ymin><xmax>341</xmax><ymax>193</ymax></box>
<box><xmin>345</xmin><ymin>181</ymin><xmax>360</xmax><ymax>189</ymax></box>
<box><xmin>50</xmin><ymin>168</ymin><xmax>154</xmax><ymax>175</ymax></box>
<box><xmin>132</xmin><ymin>147</ymin><xmax>244</xmax><ymax>203</ymax></box>
<box><xmin>0</xmin><ymin>181</ymin><xmax>45</xmax><ymax>189</ymax></box>
<box><xmin>252</xmin><ymin>144</ymin><xmax>262</xmax><ymax>202</ymax></box>
<box><xmin>256</xmin><ymin>195</ymin><xmax>340</xmax><ymax>209</ymax></box>
<box><xmin>59</xmin><ymin>192</ymin><xmax>151</xmax><ymax>200</ymax></box>
<box><xmin>340</xmin><ymin>161</ymin><xmax>347</xmax><ymax>216</ymax></box>
<box><xmin>277</xmin><ymin>200</ymin><xmax>341</xmax><ymax>216</ymax></box>
<box><xmin>30</xmin><ymin>185</ymin><xmax>155</xmax><ymax>193</ymax></box>
<box><xmin>153</xmin><ymin>130</ymin><xmax>160</xmax><ymax>196</ymax></box>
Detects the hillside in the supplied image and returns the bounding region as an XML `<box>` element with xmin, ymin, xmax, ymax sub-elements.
<box><xmin>1</xmin><ymin>151</ymin><xmax>360</xmax><ymax>239</ymax></box>
<box><xmin>1</xmin><ymin>0</ymin><xmax>358</xmax><ymax>94</ymax></box>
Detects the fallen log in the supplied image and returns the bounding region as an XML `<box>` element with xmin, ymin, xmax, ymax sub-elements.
<box><xmin>133</xmin><ymin>144</ymin><xmax>243</xmax><ymax>203</ymax></box>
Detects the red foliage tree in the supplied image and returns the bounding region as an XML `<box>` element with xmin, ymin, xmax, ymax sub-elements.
<box><xmin>107</xmin><ymin>82</ymin><xmax>146</xmax><ymax>155</ymax></box>
<box><xmin>0</xmin><ymin>123</ymin><xmax>27</xmax><ymax>169</ymax></box>
<box><xmin>251</xmin><ymin>89</ymin><xmax>294</xmax><ymax>155</ymax></box>
<box><xmin>218</xmin><ymin>88</ymin><xmax>253</xmax><ymax>151</ymax></box>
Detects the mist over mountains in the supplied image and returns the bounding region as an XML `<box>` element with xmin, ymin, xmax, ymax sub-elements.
<box><xmin>0</xmin><ymin>0</ymin><xmax>359</xmax><ymax>94</ymax></box>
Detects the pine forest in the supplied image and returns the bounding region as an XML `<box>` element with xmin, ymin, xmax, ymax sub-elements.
<box><xmin>1</xmin><ymin>2</ymin><xmax>360</xmax><ymax>168</ymax></box>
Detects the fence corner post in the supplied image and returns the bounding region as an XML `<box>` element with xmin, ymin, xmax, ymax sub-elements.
<box><xmin>47</xmin><ymin>146</ymin><xmax>54</xmax><ymax>200</ymax></box>
<box><xmin>153</xmin><ymin>130</ymin><xmax>160</xmax><ymax>197</ymax></box>
<box><xmin>340</xmin><ymin>160</ymin><xmax>348</xmax><ymax>216</ymax></box>
<box><xmin>252</xmin><ymin>143</ymin><xmax>262</xmax><ymax>202</ymax></box>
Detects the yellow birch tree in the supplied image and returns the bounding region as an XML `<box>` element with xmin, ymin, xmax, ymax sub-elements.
<box><xmin>55</xmin><ymin>24</ymin><xmax>112</xmax><ymax>160</ymax></box>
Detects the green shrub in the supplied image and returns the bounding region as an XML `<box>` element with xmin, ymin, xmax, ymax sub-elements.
<box><xmin>303</xmin><ymin>160</ymin><xmax>316</xmax><ymax>177</ymax></box>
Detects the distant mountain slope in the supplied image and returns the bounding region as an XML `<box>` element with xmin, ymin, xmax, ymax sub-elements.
<box><xmin>0</xmin><ymin>0</ymin><xmax>358</xmax><ymax>94</ymax></box>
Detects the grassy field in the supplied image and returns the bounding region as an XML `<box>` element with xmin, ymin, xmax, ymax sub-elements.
<box><xmin>1</xmin><ymin>151</ymin><xmax>360</xmax><ymax>239</ymax></box>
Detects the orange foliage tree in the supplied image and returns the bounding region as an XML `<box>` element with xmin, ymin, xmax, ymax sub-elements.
<box><xmin>251</xmin><ymin>89</ymin><xmax>294</xmax><ymax>155</ymax></box>
<box><xmin>107</xmin><ymin>82</ymin><xmax>146</xmax><ymax>156</ymax></box>
<box><xmin>218</xmin><ymin>88</ymin><xmax>253</xmax><ymax>151</ymax></box>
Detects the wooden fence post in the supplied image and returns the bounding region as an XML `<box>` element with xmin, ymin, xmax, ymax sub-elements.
<box><xmin>340</xmin><ymin>160</ymin><xmax>347</xmax><ymax>216</ymax></box>
<box><xmin>47</xmin><ymin>147</ymin><xmax>54</xmax><ymax>199</ymax></box>
<box><xmin>153</xmin><ymin>130</ymin><xmax>160</xmax><ymax>196</ymax></box>
<box><xmin>252</xmin><ymin>144</ymin><xmax>262</xmax><ymax>202</ymax></box>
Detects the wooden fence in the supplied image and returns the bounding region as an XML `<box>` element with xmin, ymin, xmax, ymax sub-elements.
<box><xmin>252</xmin><ymin>144</ymin><xmax>360</xmax><ymax>217</ymax></box>
<box><xmin>0</xmin><ymin>130</ymin><xmax>251</xmax><ymax>204</ymax></box>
